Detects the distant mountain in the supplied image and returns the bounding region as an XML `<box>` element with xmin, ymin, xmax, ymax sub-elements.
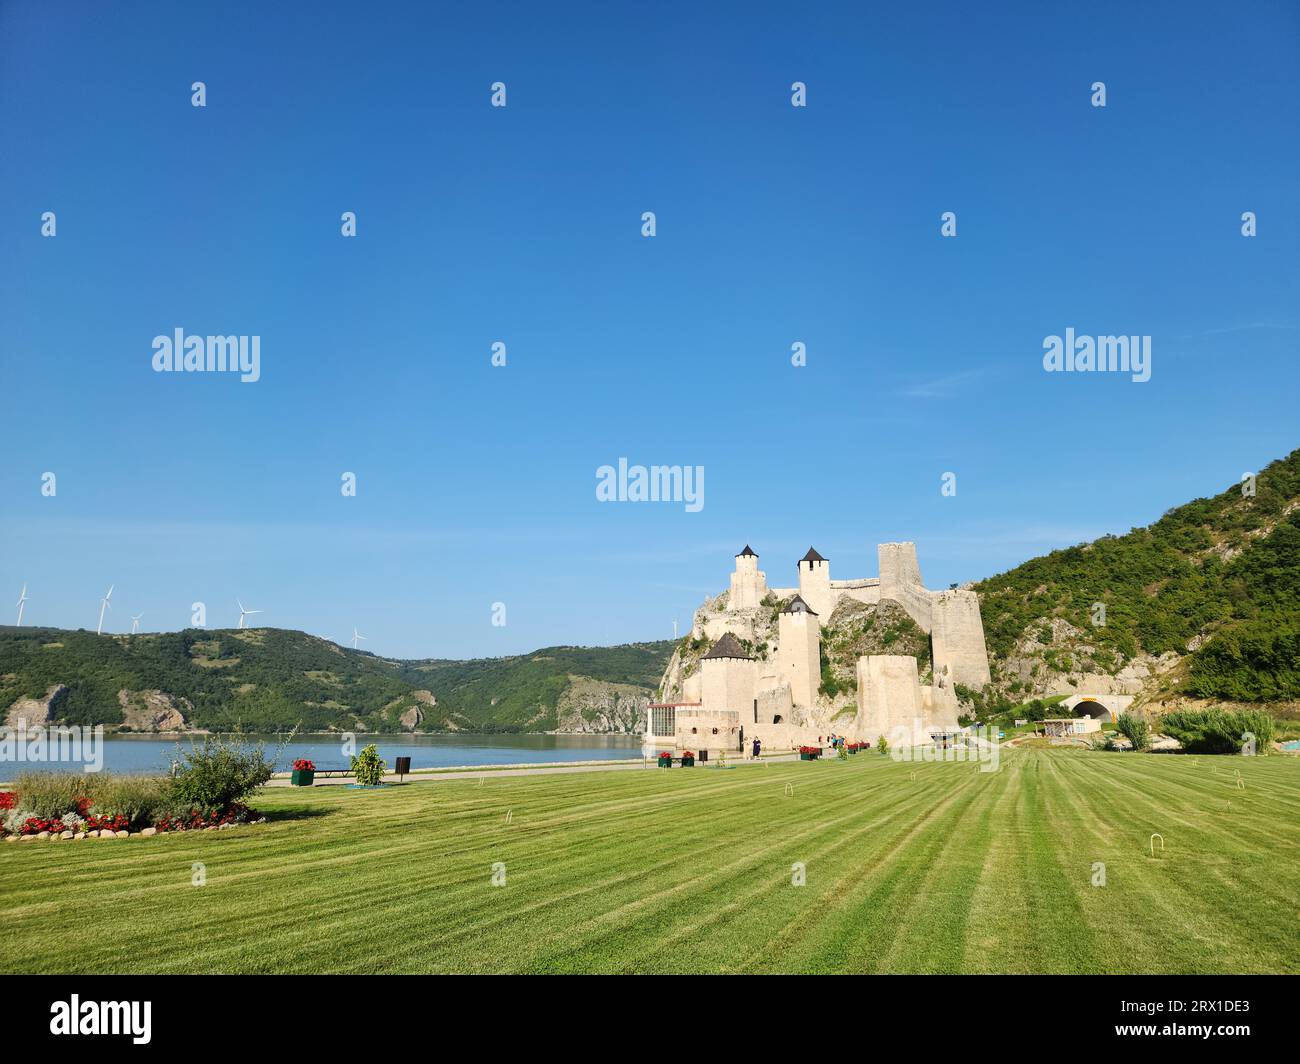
<box><xmin>0</xmin><ymin>625</ymin><xmax>675</xmax><ymax>734</ymax></box>
<box><xmin>973</xmin><ymin>447</ymin><xmax>1300</xmax><ymax>712</ymax></box>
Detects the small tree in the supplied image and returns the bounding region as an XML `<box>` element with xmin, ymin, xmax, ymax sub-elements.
<box><xmin>1116</xmin><ymin>712</ymin><xmax>1150</xmax><ymax>752</ymax></box>
<box><xmin>351</xmin><ymin>744</ymin><xmax>387</xmax><ymax>786</ymax></box>
<box><xmin>169</xmin><ymin>735</ymin><xmax>274</xmax><ymax>814</ymax></box>
<box><xmin>876</xmin><ymin>734</ymin><xmax>889</xmax><ymax>756</ymax></box>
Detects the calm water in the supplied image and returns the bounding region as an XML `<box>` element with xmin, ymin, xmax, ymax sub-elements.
<box><xmin>3</xmin><ymin>733</ymin><xmax>645</xmax><ymax>776</ymax></box>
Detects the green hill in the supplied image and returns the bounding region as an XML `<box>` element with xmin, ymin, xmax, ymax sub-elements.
<box><xmin>974</xmin><ymin>447</ymin><xmax>1300</xmax><ymax>708</ymax></box>
<box><xmin>0</xmin><ymin>626</ymin><xmax>675</xmax><ymax>734</ymax></box>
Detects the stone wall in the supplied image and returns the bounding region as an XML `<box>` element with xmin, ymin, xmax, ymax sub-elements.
<box><xmin>877</xmin><ymin>542</ymin><xmax>934</xmax><ymax>632</ymax></box>
<box><xmin>855</xmin><ymin>655</ymin><xmax>925</xmax><ymax>743</ymax></box>
<box><xmin>930</xmin><ymin>590</ymin><xmax>992</xmax><ymax>689</ymax></box>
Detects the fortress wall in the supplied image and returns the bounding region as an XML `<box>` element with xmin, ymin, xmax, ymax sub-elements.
<box><xmin>854</xmin><ymin>654</ymin><xmax>925</xmax><ymax>744</ymax></box>
<box><xmin>755</xmin><ymin>683</ymin><xmax>793</xmax><ymax>725</ymax></box>
<box><xmin>931</xmin><ymin>590</ymin><xmax>992</xmax><ymax>689</ymax></box>
<box><xmin>673</xmin><ymin>708</ymin><xmax>741</xmax><ymax>756</ymax></box>
<box><xmin>920</xmin><ymin>682</ymin><xmax>961</xmax><ymax>731</ymax></box>
<box><xmin>833</xmin><ymin>585</ymin><xmax>881</xmax><ymax>607</ymax></box>
<box><xmin>877</xmin><ymin>542</ymin><xmax>933</xmax><ymax>631</ymax></box>
<box><xmin>698</xmin><ymin>614</ymin><xmax>734</xmax><ymax>640</ymax></box>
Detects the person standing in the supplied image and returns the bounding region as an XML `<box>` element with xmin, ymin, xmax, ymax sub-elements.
<box><xmin>752</xmin><ymin>737</ymin><xmax>761</xmax><ymax>760</ymax></box>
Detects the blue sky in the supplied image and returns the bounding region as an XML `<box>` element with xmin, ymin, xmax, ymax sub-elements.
<box><xmin>1</xmin><ymin>0</ymin><xmax>1297</xmax><ymax>658</ymax></box>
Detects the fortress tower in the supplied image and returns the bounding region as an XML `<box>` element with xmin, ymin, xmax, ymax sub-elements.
<box><xmin>931</xmin><ymin>591</ymin><xmax>992</xmax><ymax>689</ymax></box>
<box><xmin>699</xmin><ymin>632</ymin><xmax>756</xmax><ymax>717</ymax></box>
<box><xmin>776</xmin><ymin>595</ymin><xmax>821</xmax><ymax>710</ymax></box>
<box><xmin>796</xmin><ymin>547</ymin><xmax>833</xmax><ymax>619</ymax></box>
<box><xmin>728</xmin><ymin>545</ymin><xmax>768</xmax><ymax>609</ymax></box>
<box><xmin>877</xmin><ymin>542</ymin><xmax>932</xmax><ymax>630</ymax></box>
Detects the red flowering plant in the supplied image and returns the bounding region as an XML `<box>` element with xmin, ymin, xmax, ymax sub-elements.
<box><xmin>292</xmin><ymin>759</ymin><xmax>315</xmax><ymax>771</ymax></box>
<box><xmin>0</xmin><ymin>791</ymin><xmax>16</xmax><ymax>811</ymax></box>
<box><xmin>84</xmin><ymin>813</ymin><xmax>129</xmax><ymax>833</ymax></box>
<box><xmin>21</xmin><ymin>816</ymin><xmax>74</xmax><ymax>835</ymax></box>
<box><xmin>679</xmin><ymin>750</ymin><xmax>695</xmax><ymax>759</ymax></box>
<box><xmin>798</xmin><ymin>745</ymin><xmax>821</xmax><ymax>755</ymax></box>
<box><xmin>154</xmin><ymin>803</ymin><xmax>256</xmax><ymax>832</ymax></box>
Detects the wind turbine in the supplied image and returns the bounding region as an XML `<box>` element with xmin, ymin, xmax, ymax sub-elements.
<box><xmin>131</xmin><ymin>613</ymin><xmax>143</xmax><ymax>635</ymax></box>
<box><xmin>15</xmin><ymin>584</ymin><xmax>27</xmax><ymax>626</ymax></box>
<box><xmin>352</xmin><ymin>627</ymin><xmax>366</xmax><ymax>650</ymax></box>
<box><xmin>96</xmin><ymin>585</ymin><xmax>114</xmax><ymax>635</ymax></box>
<box><xmin>237</xmin><ymin>599</ymin><xmax>262</xmax><ymax>629</ymax></box>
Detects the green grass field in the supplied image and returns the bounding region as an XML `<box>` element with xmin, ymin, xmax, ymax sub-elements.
<box><xmin>2</xmin><ymin>748</ymin><xmax>1297</xmax><ymax>973</ymax></box>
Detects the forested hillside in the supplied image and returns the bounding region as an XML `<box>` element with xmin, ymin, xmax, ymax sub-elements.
<box><xmin>0</xmin><ymin>625</ymin><xmax>674</xmax><ymax>733</ymax></box>
<box><xmin>975</xmin><ymin>448</ymin><xmax>1300</xmax><ymax>705</ymax></box>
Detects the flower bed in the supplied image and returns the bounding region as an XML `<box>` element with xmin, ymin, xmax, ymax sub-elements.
<box><xmin>680</xmin><ymin>750</ymin><xmax>695</xmax><ymax>767</ymax></box>
<box><xmin>657</xmin><ymin>752</ymin><xmax>673</xmax><ymax>768</ymax></box>
<box><xmin>3</xmin><ymin>737</ymin><xmax>275</xmax><ymax>844</ymax></box>
<box><xmin>798</xmin><ymin>745</ymin><xmax>822</xmax><ymax>761</ymax></box>
<box><xmin>290</xmin><ymin>758</ymin><xmax>316</xmax><ymax>787</ymax></box>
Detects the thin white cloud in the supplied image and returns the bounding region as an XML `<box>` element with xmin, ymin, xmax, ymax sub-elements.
<box><xmin>899</xmin><ymin>367</ymin><xmax>989</xmax><ymax>399</ymax></box>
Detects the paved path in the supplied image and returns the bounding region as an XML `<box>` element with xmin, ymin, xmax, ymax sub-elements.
<box><xmin>266</xmin><ymin>753</ymin><xmax>800</xmax><ymax>787</ymax></box>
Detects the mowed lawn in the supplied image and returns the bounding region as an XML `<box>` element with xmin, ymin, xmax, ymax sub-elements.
<box><xmin>2</xmin><ymin>749</ymin><xmax>1298</xmax><ymax>974</ymax></box>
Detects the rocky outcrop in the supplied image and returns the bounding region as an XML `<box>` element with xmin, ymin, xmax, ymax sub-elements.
<box><xmin>5</xmin><ymin>684</ymin><xmax>68</xmax><ymax>728</ymax></box>
<box><xmin>117</xmin><ymin>689</ymin><xmax>190</xmax><ymax>731</ymax></box>
<box><xmin>554</xmin><ymin>676</ymin><xmax>649</xmax><ymax>733</ymax></box>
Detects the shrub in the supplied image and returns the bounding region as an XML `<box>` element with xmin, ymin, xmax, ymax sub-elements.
<box><xmin>93</xmin><ymin>775</ymin><xmax>170</xmax><ymax>825</ymax></box>
<box><xmin>1160</xmin><ymin>708</ymin><xmax>1276</xmax><ymax>755</ymax></box>
<box><xmin>351</xmin><ymin>744</ymin><xmax>387</xmax><ymax>786</ymax></box>
<box><xmin>11</xmin><ymin>772</ymin><xmax>90</xmax><ymax>819</ymax></box>
<box><xmin>876</xmin><ymin>734</ymin><xmax>889</xmax><ymax>755</ymax></box>
<box><xmin>1116</xmin><ymin>712</ymin><xmax>1151</xmax><ymax>752</ymax></box>
<box><xmin>168</xmin><ymin>735</ymin><xmax>274</xmax><ymax>814</ymax></box>
<box><xmin>7</xmin><ymin>772</ymin><xmax>172</xmax><ymax>829</ymax></box>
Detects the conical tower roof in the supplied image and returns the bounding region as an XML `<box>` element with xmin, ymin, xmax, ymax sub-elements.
<box><xmin>702</xmin><ymin>632</ymin><xmax>753</xmax><ymax>661</ymax></box>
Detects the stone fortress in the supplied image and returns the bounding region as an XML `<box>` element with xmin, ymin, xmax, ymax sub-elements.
<box><xmin>649</xmin><ymin>543</ymin><xmax>992</xmax><ymax>756</ymax></box>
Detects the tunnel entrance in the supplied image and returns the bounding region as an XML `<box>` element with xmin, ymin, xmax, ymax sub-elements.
<box><xmin>1073</xmin><ymin>699</ymin><xmax>1110</xmax><ymax>720</ymax></box>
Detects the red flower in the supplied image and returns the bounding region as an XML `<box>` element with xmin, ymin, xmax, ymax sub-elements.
<box><xmin>293</xmin><ymin>759</ymin><xmax>315</xmax><ymax>771</ymax></box>
<box><xmin>0</xmin><ymin>792</ymin><xmax>16</xmax><ymax>811</ymax></box>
